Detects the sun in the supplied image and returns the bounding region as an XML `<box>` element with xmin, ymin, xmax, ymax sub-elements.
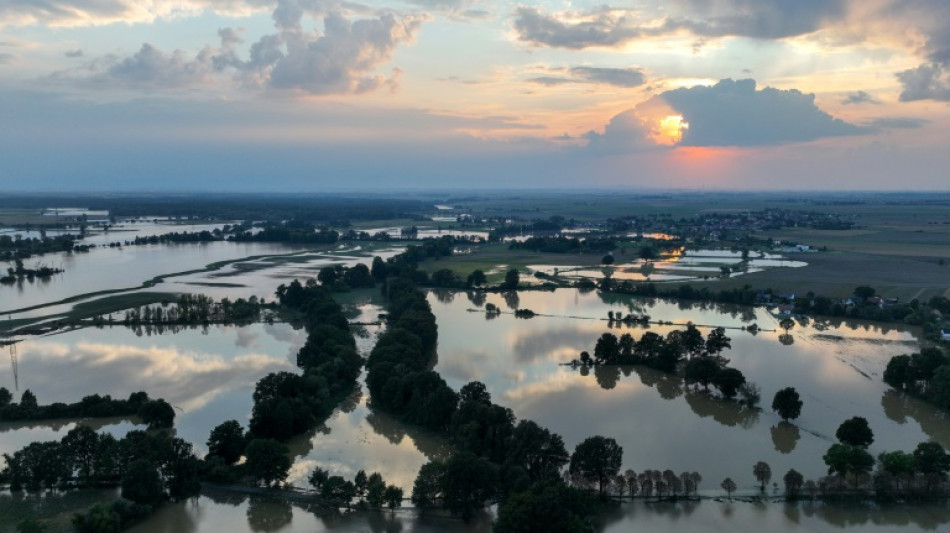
<box><xmin>656</xmin><ymin>115</ymin><xmax>689</xmax><ymax>145</ymax></box>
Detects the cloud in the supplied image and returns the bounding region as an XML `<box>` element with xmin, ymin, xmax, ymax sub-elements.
<box><xmin>657</xmin><ymin>79</ymin><xmax>867</xmax><ymax>146</ymax></box>
<box><xmin>0</xmin><ymin>53</ymin><xmax>15</xmax><ymax>64</ymax></box>
<box><xmin>45</xmin><ymin>3</ymin><xmax>427</xmax><ymax>95</ymax></box>
<box><xmin>512</xmin><ymin>1</ymin><xmax>849</xmax><ymax>50</ymax></box>
<box><xmin>513</xmin><ymin>6</ymin><xmax>650</xmax><ymax>50</ymax></box>
<box><xmin>669</xmin><ymin>0</ymin><xmax>848</xmax><ymax>40</ymax></box>
<box><xmin>263</xmin><ymin>11</ymin><xmax>426</xmax><ymax>94</ymax></box>
<box><xmin>583</xmin><ymin>109</ymin><xmax>657</xmax><ymax>154</ymax></box>
<box><xmin>0</xmin><ymin>0</ymin><xmax>272</xmax><ymax>28</ymax></box>
<box><xmin>897</xmin><ymin>63</ymin><xmax>950</xmax><ymax>102</ymax></box>
<box><xmin>842</xmin><ymin>90</ymin><xmax>878</xmax><ymax>105</ymax></box>
<box><xmin>65</xmin><ymin>49</ymin><xmax>84</xmax><ymax>58</ymax></box>
<box><xmin>588</xmin><ymin>79</ymin><xmax>866</xmax><ymax>151</ymax></box>
<box><xmin>528</xmin><ymin>66</ymin><xmax>646</xmax><ymax>88</ymax></box>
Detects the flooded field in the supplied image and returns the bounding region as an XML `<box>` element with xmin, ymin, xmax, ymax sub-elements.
<box><xmin>2</xmin><ymin>242</ymin><xmax>948</xmax><ymax>532</ymax></box>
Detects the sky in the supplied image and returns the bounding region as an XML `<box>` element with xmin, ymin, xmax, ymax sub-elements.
<box><xmin>1</xmin><ymin>0</ymin><xmax>949</xmax><ymax>191</ymax></box>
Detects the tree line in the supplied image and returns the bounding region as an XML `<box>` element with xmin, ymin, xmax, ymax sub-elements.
<box><xmin>0</xmin><ymin>389</ymin><xmax>174</xmax><ymax>429</ymax></box>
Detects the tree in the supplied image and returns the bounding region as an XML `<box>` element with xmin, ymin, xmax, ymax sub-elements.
<box><xmin>20</xmin><ymin>390</ymin><xmax>37</xmax><ymax>410</ymax></box>
<box><xmin>753</xmin><ymin>461</ymin><xmax>771</xmax><ymax>491</ymax></box>
<box><xmin>823</xmin><ymin>443</ymin><xmax>874</xmax><ymax>486</ymax></box>
<box><xmin>441</xmin><ymin>453</ymin><xmax>497</xmax><ymax>521</ymax></box>
<box><xmin>0</xmin><ymin>387</ymin><xmax>12</xmax><ymax>408</ymax></box>
<box><xmin>206</xmin><ymin>420</ymin><xmax>245</xmax><ymax>466</ymax></box>
<box><xmin>779</xmin><ymin>317</ymin><xmax>795</xmax><ymax>333</ymax></box>
<box><xmin>913</xmin><ymin>441</ymin><xmax>950</xmax><ymax>476</ymax></box>
<box><xmin>243</xmin><ymin>439</ymin><xmax>290</xmax><ymax>487</ymax></box>
<box><xmin>854</xmin><ymin>285</ymin><xmax>876</xmax><ymax>300</ymax></box>
<box><xmin>121</xmin><ymin>459</ymin><xmax>165</xmax><ymax>507</ymax></box>
<box><xmin>704</xmin><ymin>327</ymin><xmax>731</xmax><ymax>356</ymax></box>
<box><xmin>783</xmin><ymin>469</ymin><xmax>804</xmax><ymax>497</ymax></box>
<box><xmin>353</xmin><ymin>470</ymin><xmax>368</xmax><ymax>501</ymax></box>
<box><xmin>384</xmin><ymin>485</ymin><xmax>403</xmax><ymax>511</ymax></box>
<box><xmin>772</xmin><ymin>387</ymin><xmax>803</xmax><ymax>421</ymax></box>
<box><xmin>467</xmin><ymin>269</ymin><xmax>487</xmax><ymax>287</ymax></box>
<box><xmin>308</xmin><ymin>467</ymin><xmax>329</xmax><ymax>492</ymax></box>
<box><xmin>137</xmin><ymin>399</ymin><xmax>175</xmax><ymax>429</ymax></box>
<box><xmin>495</xmin><ymin>480</ymin><xmax>596</xmax><ymax>533</ymax></box>
<box><xmin>684</xmin><ymin>357</ymin><xmax>721</xmax><ymax>390</ymax></box>
<box><xmin>411</xmin><ymin>460</ymin><xmax>445</xmax><ymax>511</ymax></box>
<box><xmin>366</xmin><ymin>472</ymin><xmax>387</xmax><ymax>508</ymax></box>
<box><xmin>836</xmin><ymin>416</ymin><xmax>874</xmax><ymax>448</ymax></box>
<box><xmin>569</xmin><ymin>436</ymin><xmax>623</xmax><ymax>498</ymax></box>
<box><xmin>321</xmin><ymin>476</ymin><xmax>356</xmax><ymax>506</ymax></box>
<box><xmin>721</xmin><ymin>478</ymin><xmax>736</xmax><ymax>499</ymax></box>
<box><xmin>712</xmin><ymin>368</ymin><xmax>746</xmax><ymax>398</ymax></box>
<box><xmin>879</xmin><ymin>450</ymin><xmax>915</xmax><ymax>489</ymax></box>
<box><xmin>503</xmin><ymin>269</ymin><xmax>520</xmax><ymax>290</ymax></box>
<box><xmin>593</xmin><ymin>333</ymin><xmax>620</xmax><ymax>363</ymax></box>
<box><xmin>601</xmin><ymin>254</ymin><xmax>614</xmax><ymax>265</ymax></box>
<box><xmin>883</xmin><ymin>355</ymin><xmax>913</xmax><ymax>391</ymax></box>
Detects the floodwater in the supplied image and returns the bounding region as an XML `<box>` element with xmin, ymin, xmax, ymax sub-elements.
<box><xmin>3</xmin><ymin>240</ymin><xmax>950</xmax><ymax>532</ymax></box>
<box><xmin>430</xmin><ymin>289</ymin><xmax>934</xmax><ymax>487</ymax></box>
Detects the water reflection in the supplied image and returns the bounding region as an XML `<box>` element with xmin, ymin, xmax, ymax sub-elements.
<box><xmin>683</xmin><ymin>390</ymin><xmax>759</xmax><ymax>429</ymax></box>
<box><xmin>466</xmin><ymin>291</ymin><xmax>486</xmax><ymax>308</ymax></box>
<box><xmin>881</xmin><ymin>390</ymin><xmax>950</xmax><ymax>448</ymax></box>
<box><xmin>771</xmin><ymin>422</ymin><xmax>801</xmax><ymax>454</ymax></box>
<box><xmin>248</xmin><ymin>498</ymin><xmax>293</xmax><ymax>532</ymax></box>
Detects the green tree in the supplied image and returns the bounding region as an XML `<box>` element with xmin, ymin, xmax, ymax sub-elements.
<box><xmin>467</xmin><ymin>269</ymin><xmax>487</xmax><ymax>287</ymax></box>
<box><xmin>712</xmin><ymin>367</ymin><xmax>746</xmax><ymax>398</ymax></box>
<box><xmin>601</xmin><ymin>255</ymin><xmax>614</xmax><ymax>265</ymax></box>
<box><xmin>137</xmin><ymin>399</ymin><xmax>175</xmax><ymax>429</ymax></box>
<box><xmin>206</xmin><ymin>420</ymin><xmax>245</xmax><ymax>466</ymax></box>
<box><xmin>835</xmin><ymin>416</ymin><xmax>874</xmax><ymax>448</ymax></box>
<box><xmin>704</xmin><ymin>327</ymin><xmax>732</xmax><ymax>356</ymax></box>
<box><xmin>684</xmin><ymin>357</ymin><xmax>721</xmax><ymax>390</ymax></box>
<box><xmin>783</xmin><ymin>469</ymin><xmax>804</xmax><ymax>497</ymax></box>
<box><xmin>321</xmin><ymin>476</ymin><xmax>356</xmax><ymax>506</ymax></box>
<box><xmin>243</xmin><ymin>439</ymin><xmax>290</xmax><ymax>487</ymax></box>
<box><xmin>366</xmin><ymin>472</ymin><xmax>387</xmax><ymax>508</ymax></box>
<box><xmin>411</xmin><ymin>460</ymin><xmax>445</xmax><ymax>511</ymax></box>
<box><xmin>354</xmin><ymin>470</ymin><xmax>368</xmax><ymax>501</ymax></box>
<box><xmin>442</xmin><ymin>453</ymin><xmax>497</xmax><ymax>521</ymax></box>
<box><xmin>503</xmin><ymin>269</ymin><xmax>520</xmax><ymax>290</ymax></box>
<box><xmin>0</xmin><ymin>387</ymin><xmax>12</xmax><ymax>408</ymax></box>
<box><xmin>778</xmin><ymin>317</ymin><xmax>795</xmax><ymax>333</ymax></box>
<box><xmin>121</xmin><ymin>459</ymin><xmax>165</xmax><ymax>507</ymax></box>
<box><xmin>883</xmin><ymin>355</ymin><xmax>913</xmax><ymax>391</ymax></box>
<box><xmin>495</xmin><ymin>481</ymin><xmax>596</xmax><ymax>533</ymax></box>
<box><xmin>569</xmin><ymin>436</ymin><xmax>623</xmax><ymax>498</ymax></box>
<box><xmin>61</xmin><ymin>425</ymin><xmax>100</xmax><ymax>486</ymax></box>
<box><xmin>823</xmin><ymin>443</ymin><xmax>874</xmax><ymax>487</ymax></box>
<box><xmin>308</xmin><ymin>467</ymin><xmax>329</xmax><ymax>492</ymax></box>
<box><xmin>854</xmin><ymin>285</ymin><xmax>876</xmax><ymax>299</ymax></box>
<box><xmin>20</xmin><ymin>390</ymin><xmax>38</xmax><ymax>410</ymax></box>
<box><xmin>753</xmin><ymin>461</ymin><xmax>771</xmax><ymax>491</ymax></box>
<box><xmin>913</xmin><ymin>441</ymin><xmax>950</xmax><ymax>477</ymax></box>
<box><xmin>384</xmin><ymin>484</ymin><xmax>403</xmax><ymax>511</ymax></box>
<box><xmin>772</xmin><ymin>387</ymin><xmax>803</xmax><ymax>421</ymax></box>
<box><xmin>593</xmin><ymin>333</ymin><xmax>620</xmax><ymax>364</ymax></box>
<box><xmin>721</xmin><ymin>477</ymin><xmax>736</xmax><ymax>499</ymax></box>
<box><xmin>505</xmin><ymin>420</ymin><xmax>569</xmax><ymax>482</ymax></box>
<box><xmin>879</xmin><ymin>450</ymin><xmax>915</xmax><ymax>489</ymax></box>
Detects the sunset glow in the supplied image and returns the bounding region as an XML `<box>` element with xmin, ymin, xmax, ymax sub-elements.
<box><xmin>0</xmin><ymin>0</ymin><xmax>946</xmax><ymax>190</ymax></box>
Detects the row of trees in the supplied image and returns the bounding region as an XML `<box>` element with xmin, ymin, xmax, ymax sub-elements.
<box><xmin>122</xmin><ymin>294</ymin><xmax>263</xmax><ymax>326</ymax></box>
<box><xmin>1</xmin><ymin>426</ymin><xmax>200</xmax><ymax>506</ymax></box>
<box><xmin>306</xmin><ymin>467</ymin><xmax>403</xmax><ymax>510</ymax></box>
<box><xmin>248</xmin><ymin>281</ymin><xmax>362</xmax><ymax>442</ymax></box>
<box><xmin>0</xmin><ymin>389</ymin><xmax>174</xmax><ymax>429</ymax></box>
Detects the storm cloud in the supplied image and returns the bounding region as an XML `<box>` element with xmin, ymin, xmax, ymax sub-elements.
<box><xmin>659</xmin><ymin>79</ymin><xmax>866</xmax><ymax>146</ymax></box>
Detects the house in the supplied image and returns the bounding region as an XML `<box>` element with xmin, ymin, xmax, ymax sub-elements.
<box><xmin>942</xmin><ymin>329</ymin><xmax>950</xmax><ymax>341</ymax></box>
<box><xmin>777</xmin><ymin>304</ymin><xmax>794</xmax><ymax>315</ymax></box>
